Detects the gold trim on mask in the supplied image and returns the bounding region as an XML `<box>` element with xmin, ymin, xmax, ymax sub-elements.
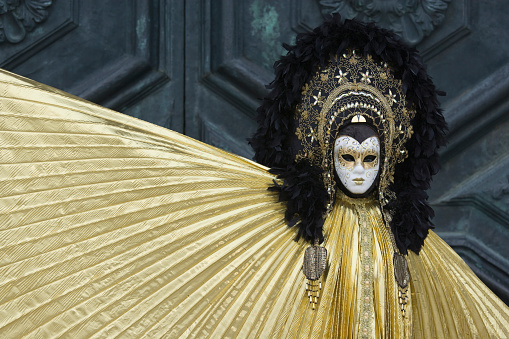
<box><xmin>334</xmin><ymin>136</ymin><xmax>379</xmax><ymax>170</ymax></box>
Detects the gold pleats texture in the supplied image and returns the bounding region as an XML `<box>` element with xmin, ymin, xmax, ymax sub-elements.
<box><xmin>408</xmin><ymin>232</ymin><xmax>509</xmax><ymax>338</ymax></box>
<box><xmin>1</xmin><ymin>68</ymin><xmax>509</xmax><ymax>338</ymax></box>
<box><xmin>0</xmin><ymin>69</ymin><xmax>293</xmax><ymax>338</ymax></box>
<box><xmin>281</xmin><ymin>195</ymin><xmax>411</xmax><ymax>339</ymax></box>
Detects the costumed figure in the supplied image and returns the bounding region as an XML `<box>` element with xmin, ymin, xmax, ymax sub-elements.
<box><xmin>0</xmin><ymin>15</ymin><xmax>508</xmax><ymax>338</ymax></box>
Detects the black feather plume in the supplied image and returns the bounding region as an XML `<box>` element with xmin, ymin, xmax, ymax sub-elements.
<box><xmin>249</xmin><ymin>14</ymin><xmax>448</xmax><ymax>254</ymax></box>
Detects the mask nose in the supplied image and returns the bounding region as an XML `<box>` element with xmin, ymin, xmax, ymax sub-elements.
<box><xmin>352</xmin><ymin>160</ymin><xmax>365</xmax><ymax>175</ymax></box>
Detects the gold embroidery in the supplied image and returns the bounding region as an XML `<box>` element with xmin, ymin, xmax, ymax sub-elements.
<box><xmin>358</xmin><ymin>207</ymin><xmax>374</xmax><ymax>338</ymax></box>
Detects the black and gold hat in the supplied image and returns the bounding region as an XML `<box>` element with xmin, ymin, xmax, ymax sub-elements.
<box><xmin>250</xmin><ymin>14</ymin><xmax>447</xmax><ymax>254</ymax></box>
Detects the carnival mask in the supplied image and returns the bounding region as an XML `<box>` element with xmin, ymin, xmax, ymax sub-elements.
<box><xmin>334</xmin><ymin>135</ymin><xmax>380</xmax><ymax>195</ymax></box>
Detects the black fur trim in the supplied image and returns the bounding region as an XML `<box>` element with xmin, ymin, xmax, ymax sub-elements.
<box><xmin>250</xmin><ymin>14</ymin><xmax>448</xmax><ymax>254</ymax></box>
<box><xmin>269</xmin><ymin>159</ymin><xmax>328</xmax><ymax>243</ymax></box>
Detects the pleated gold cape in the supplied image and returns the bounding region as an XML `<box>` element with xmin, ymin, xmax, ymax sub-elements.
<box><xmin>0</xmin><ymin>69</ymin><xmax>508</xmax><ymax>338</ymax></box>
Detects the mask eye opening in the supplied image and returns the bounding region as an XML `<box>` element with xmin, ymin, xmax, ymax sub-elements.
<box><xmin>363</xmin><ymin>155</ymin><xmax>376</xmax><ymax>163</ymax></box>
<box><xmin>341</xmin><ymin>154</ymin><xmax>355</xmax><ymax>162</ymax></box>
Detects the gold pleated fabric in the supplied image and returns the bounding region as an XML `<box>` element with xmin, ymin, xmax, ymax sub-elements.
<box><xmin>0</xmin><ymin>69</ymin><xmax>291</xmax><ymax>337</ymax></box>
<box><xmin>0</xmin><ymin>68</ymin><xmax>508</xmax><ymax>338</ymax></box>
<box><xmin>409</xmin><ymin>232</ymin><xmax>509</xmax><ymax>338</ymax></box>
<box><xmin>282</xmin><ymin>194</ymin><xmax>411</xmax><ymax>339</ymax></box>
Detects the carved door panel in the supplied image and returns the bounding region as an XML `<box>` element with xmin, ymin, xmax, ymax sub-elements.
<box><xmin>2</xmin><ymin>0</ymin><xmax>509</xmax><ymax>304</ymax></box>
<box><xmin>1</xmin><ymin>0</ymin><xmax>185</xmax><ymax>132</ymax></box>
<box><xmin>182</xmin><ymin>0</ymin><xmax>317</xmax><ymax>156</ymax></box>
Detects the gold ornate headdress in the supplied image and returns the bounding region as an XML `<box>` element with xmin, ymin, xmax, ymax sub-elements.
<box><xmin>251</xmin><ymin>15</ymin><xmax>447</xmax><ymax>258</ymax></box>
<box><xmin>295</xmin><ymin>50</ymin><xmax>415</xmax><ymax>215</ymax></box>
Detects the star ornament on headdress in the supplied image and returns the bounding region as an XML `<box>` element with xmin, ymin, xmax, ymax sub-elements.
<box><xmin>360</xmin><ymin>71</ymin><xmax>371</xmax><ymax>84</ymax></box>
<box><xmin>312</xmin><ymin>90</ymin><xmax>323</xmax><ymax>106</ymax></box>
<box><xmin>386</xmin><ymin>89</ymin><xmax>397</xmax><ymax>105</ymax></box>
<box><xmin>334</xmin><ymin>70</ymin><xmax>348</xmax><ymax>84</ymax></box>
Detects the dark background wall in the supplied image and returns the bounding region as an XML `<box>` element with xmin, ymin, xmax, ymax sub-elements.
<box><xmin>1</xmin><ymin>0</ymin><xmax>508</xmax><ymax>304</ymax></box>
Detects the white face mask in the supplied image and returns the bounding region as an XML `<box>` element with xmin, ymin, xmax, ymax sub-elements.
<box><xmin>333</xmin><ymin>135</ymin><xmax>380</xmax><ymax>195</ymax></box>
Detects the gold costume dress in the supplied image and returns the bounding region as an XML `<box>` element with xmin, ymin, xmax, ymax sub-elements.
<box><xmin>0</xmin><ymin>68</ymin><xmax>509</xmax><ymax>338</ymax></box>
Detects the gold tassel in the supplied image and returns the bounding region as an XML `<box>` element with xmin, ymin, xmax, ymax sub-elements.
<box><xmin>394</xmin><ymin>253</ymin><xmax>410</xmax><ymax>317</ymax></box>
<box><xmin>303</xmin><ymin>241</ymin><xmax>327</xmax><ymax>310</ymax></box>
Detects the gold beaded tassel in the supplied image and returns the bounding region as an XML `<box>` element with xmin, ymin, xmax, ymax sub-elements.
<box><xmin>398</xmin><ymin>285</ymin><xmax>409</xmax><ymax>317</ymax></box>
<box><xmin>306</xmin><ymin>278</ymin><xmax>323</xmax><ymax>310</ymax></box>
<box><xmin>302</xmin><ymin>240</ymin><xmax>327</xmax><ymax>310</ymax></box>
<box><xmin>385</xmin><ymin>210</ymin><xmax>411</xmax><ymax>318</ymax></box>
<box><xmin>393</xmin><ymin>253</ymin><xmax>410</xmax><ymax>317</ymax></box>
